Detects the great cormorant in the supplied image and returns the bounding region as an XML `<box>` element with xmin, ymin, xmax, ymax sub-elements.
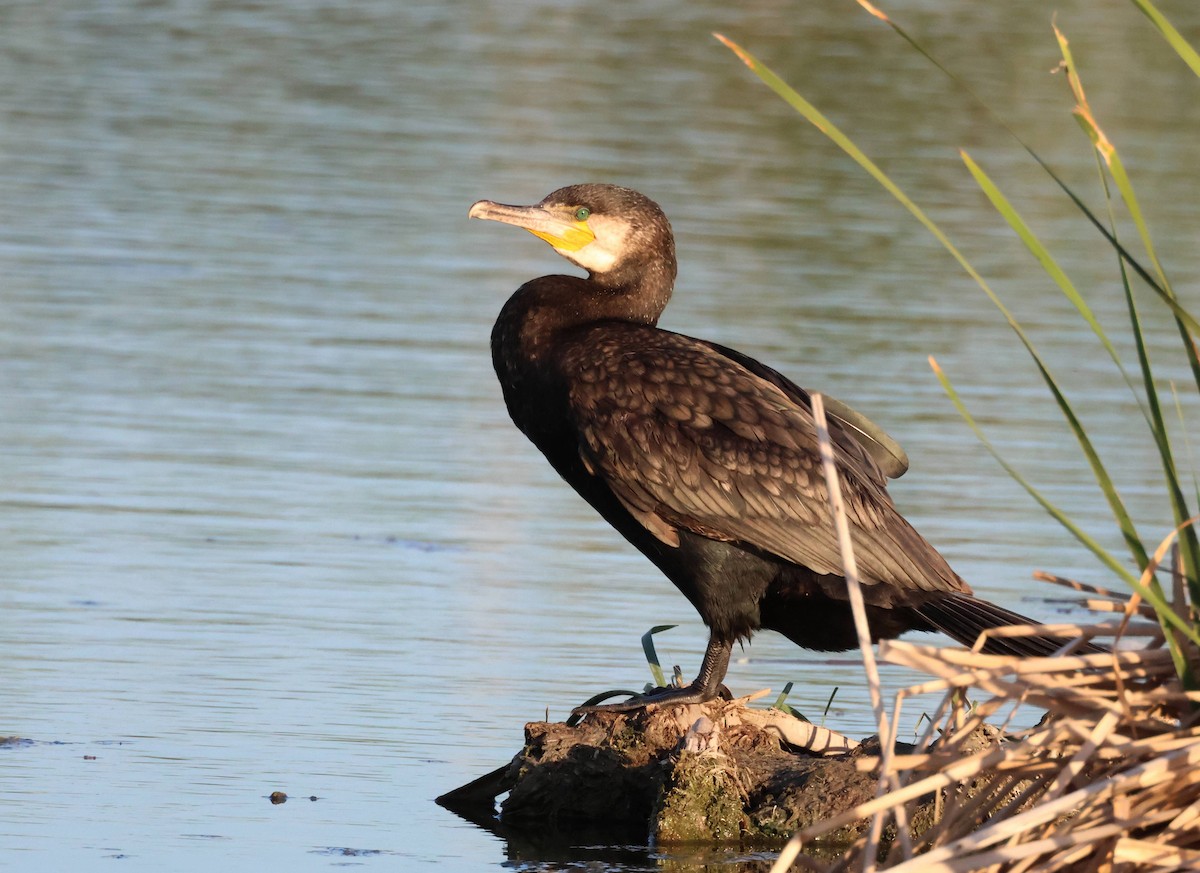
<box><xmin>470</xmin><ymin>183</ymin><xmax>1092</xmax><ymax>708</ymax></box>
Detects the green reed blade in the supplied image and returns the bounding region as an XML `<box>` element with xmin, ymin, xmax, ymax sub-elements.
<box><xmin>713</xmin><ymin>33</ymin><xmax>983</xmax><ymax>292</ymax></box>
<box><xmin>850</xmin><ymin>2</ymin><xmax>1200</xmax><ymax>341</ymax></box>
<box><xmin>1130</xmin><ymin>0</ymin><xmax>1200</xmax><ymax>77</ymax></box>
<box><xmin>933</xmin><ymin>357</ymin><xmax>1200</xmax><ymax>658</ymax></box>
<box><xmin>641</xmin><ymin>624</ymin><xmax>677</xmax><ymax>689</ymax></box>
<box><xmin>1056</xmin><ymin>24</ymin><xmax>1200</xmax><ymax>609</ymax></box>
<box><xmin>960</xmin><ymin>151</ymin><xmax>1143</xmax><ymax>408</ymax></box>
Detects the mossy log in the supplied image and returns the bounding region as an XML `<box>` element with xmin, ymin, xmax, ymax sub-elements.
<box><xmin>438</xmin><ymin>698</ymin><xmax>936</xmax><ymax>851</ymax></box>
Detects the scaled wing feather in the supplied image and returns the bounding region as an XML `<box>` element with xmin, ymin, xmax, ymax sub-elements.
<box><xmin>566</xmin><ymin>327</ymin><xmax>966</xmax><ymax>596</ymax></box>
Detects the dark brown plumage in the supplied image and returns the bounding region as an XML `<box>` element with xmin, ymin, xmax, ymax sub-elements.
<box><xmin>469</xmin><ymin>183</ymin><xmax>1096</xmax><ymax>708</ymax></box>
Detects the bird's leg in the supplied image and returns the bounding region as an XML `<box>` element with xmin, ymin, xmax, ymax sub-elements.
<box><xmin>689</xmin><ymin>635</ymin><xmax>732</xmax><ymax>698</ymax></box>
<box><xmin>571</xmin><ymin>635</ymin><xmax>733</xmax><ymax>715</ymax></box>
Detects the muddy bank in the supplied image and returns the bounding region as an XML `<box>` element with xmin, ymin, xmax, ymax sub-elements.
<box><xmin>438</xmin><ymin>698</ymin><xmax>936</xmax><ymax>852</ymax></box>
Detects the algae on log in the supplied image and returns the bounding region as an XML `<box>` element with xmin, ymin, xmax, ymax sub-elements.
<box><xmin>438</xmin><ymin>698</ymin><xmax>914</xmax><ymax>849</ymax></box>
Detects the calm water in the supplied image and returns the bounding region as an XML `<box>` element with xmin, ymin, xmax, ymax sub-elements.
<box><xmin>2</xmin><ymin>1</ymin><xmax>1197</xmax><ymax>870</ymax></box>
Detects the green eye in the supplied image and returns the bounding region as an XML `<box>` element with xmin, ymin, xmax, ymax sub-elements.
<box><xmin>574</xmin><ymin>207</ymin><xmax>591</xmax><ymax>222</ymax></box>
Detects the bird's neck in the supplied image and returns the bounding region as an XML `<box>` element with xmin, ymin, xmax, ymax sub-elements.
<box><xmin>490</xmin><ymin>270</ymin><xmax>674</xmax><ymax>426</ymax></box>
<box><xmin>497</xmin><ymin>268</ymin><xmax>674</xmax><ymax>350</ymax></box>
<box><xmin>588</xmin><ymin>254</ymin><xmax>676</xmax><ymax>325</ymax></box>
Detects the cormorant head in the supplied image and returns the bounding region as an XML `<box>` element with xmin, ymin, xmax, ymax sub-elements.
<box><xmin>469</xmin><ymin>183</ymin><xmax>677</xmax><ymax>291</ymax></box>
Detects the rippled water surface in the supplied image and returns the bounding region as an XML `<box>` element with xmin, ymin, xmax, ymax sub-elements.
<box><xmin>2</xmin><ymin>1</ymin><xmax>1198</xmax><ymax>870</ymax></box>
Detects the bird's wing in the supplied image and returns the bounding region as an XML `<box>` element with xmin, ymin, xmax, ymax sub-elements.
<box><xmin>699</xmin><ymin>339</ymin><xmax>910</xmax><ymax>481</ymax></box>
<box><xmin>563</xmin><ymin>327</ymin><xmax>966</xmax><ymax>595</ymax></box>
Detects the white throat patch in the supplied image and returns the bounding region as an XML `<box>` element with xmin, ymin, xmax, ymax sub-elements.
<box><xmin>556</xmin><ymin>214</ymin><xmax>631</xmax><ymax>275</ymax></box>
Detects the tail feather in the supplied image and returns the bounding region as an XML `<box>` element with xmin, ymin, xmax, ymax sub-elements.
<box><xmin>916</xmin><ymin>594</ymin><xmax>1107</xmax><ymax>657</ymax></box>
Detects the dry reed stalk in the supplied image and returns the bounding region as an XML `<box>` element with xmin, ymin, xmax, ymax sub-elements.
<box><xmin>1112</xmin><ymin>838</ymin><xmax>1200</xmax><ymax>867</ymax></box>
<box><xmin>1032</xmin><ymin>571</ymin><xmax>1126</xmax><ymax>600</ymax></box>
<box><xmin>1083</xmin><ymin>599</ymin><xmax>1160</xmax><ymax>618</ymax></box>
<box><xmin>810</xmin><ymin>393</ymin><xmax>909</xmax><ymax>870</ymax></box>
<box><xmin>769</xmin><ymin>538</ymin><xmax>1200</xmax><ymax>872</ymax></box>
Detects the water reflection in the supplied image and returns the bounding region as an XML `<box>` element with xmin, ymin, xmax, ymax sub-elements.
<box><xmin>1</xmin><ymin>0</ymin><xmax>1197</xmax><ymax>869</ymax></box>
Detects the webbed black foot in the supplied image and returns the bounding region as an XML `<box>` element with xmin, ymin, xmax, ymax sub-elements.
<box><xmin>571</xmin><ymin>682</ymin><xmax>732</xmax><ymax>717</ymax></box>
<box><xmin>569</xmin><ymin>635</ymin><xmax>734</xmax><ymax>720</ymax></box>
